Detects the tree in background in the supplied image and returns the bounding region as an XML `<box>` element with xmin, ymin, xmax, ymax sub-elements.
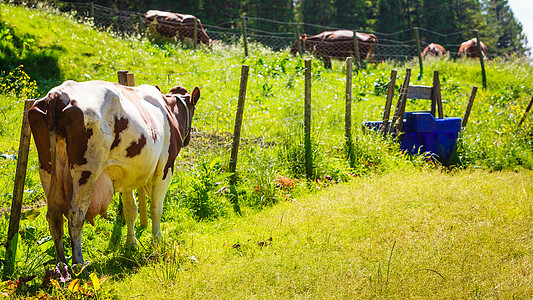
<box><xmin>300</xmin><ymin>0</ymin><xmax>335</xmax><ymax>33</ymax></box>
<box><xmin>482</xmin><ymin>0</ymin><xmax>527</xmax><ymax>56</ymax></box>
<box><xmin>333</xmin><ymin>0</ymin><xmax>368</xmax><ymax>30</ymax></box>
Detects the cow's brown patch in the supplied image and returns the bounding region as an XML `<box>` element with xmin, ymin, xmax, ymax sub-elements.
<box><xmin>111</xmin><ymin>117</ymin><xmax>128</xmax><ymax>150</ymax></box>
<box><xmin>28</xmin><ymin>100</ymin><xmax>52</xmax><ymax>173</ymax></box>
<box><xmin>86</xmin><ymin>128</ymin><xmax>93</xmax><ymax>140</ymax></box>
<box><xmin>126</xmin><ymin>134</ymin><xmax>146</xmax><ymax>157</ymax></box>
<box><xmin>60</xmin><ymin>101</ymin><xmax>89</xmax><ymax>167</ymax></box>
<box><xmin>78</xmin><ymin>171</ymin><xmax>91</xmax><ymax>185</ymax></box>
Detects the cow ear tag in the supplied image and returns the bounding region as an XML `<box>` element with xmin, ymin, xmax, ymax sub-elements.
<box><xmin>191</xmin><ymin>87</ymin><xmax>200</xmax><ymax>106</ymax></box>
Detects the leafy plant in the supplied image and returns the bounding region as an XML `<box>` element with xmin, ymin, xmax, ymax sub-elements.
<box><xmin>179</xmin><ymin>158</ymin><xmax>232</xmax><ymax>221</ymax></box>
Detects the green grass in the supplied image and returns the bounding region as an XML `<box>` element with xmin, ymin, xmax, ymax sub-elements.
<box><xmin>1</xmin><ymin>3</ymin><xmax>533</xmax><ymax>298</ymax></box>
<box><xmin>112</xmin><ymin>168</ymin><xmax>533</xmax><ymax>298</ymax></box>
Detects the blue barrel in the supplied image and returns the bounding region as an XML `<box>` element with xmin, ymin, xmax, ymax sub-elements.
<box><xmin>362</xmin><ymin>112</ymin><xmax>462</xmax><ymax>163</ymax></box>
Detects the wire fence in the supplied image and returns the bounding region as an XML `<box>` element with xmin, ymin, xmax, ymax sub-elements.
<box><xmin>49</xmin><ymin>1</ymin><xmax>489</xmax><ymax>62</ymax></box>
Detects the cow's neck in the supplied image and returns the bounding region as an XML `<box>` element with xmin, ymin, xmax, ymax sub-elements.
<box><xmin>174</xmin><ymin>95</ymin><xmax>190</xmax><ymax>147</ymax></box>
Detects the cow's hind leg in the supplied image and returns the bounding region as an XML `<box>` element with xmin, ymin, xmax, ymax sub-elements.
<box><xmin>47</xmin><ymin>207</ymin><xmax>66</xmax><ymax>263</ymax></box>
<box><xmin>123</xmin><ymin>190</ymin><xmax>138</xmax><ymax>245</ymax></box>
<box><xmin>149</xmin><ymin>178</ymin><xmax>171</xmax><ymax>242</ymax></box>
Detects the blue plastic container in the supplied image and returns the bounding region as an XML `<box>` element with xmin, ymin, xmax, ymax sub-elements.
<box><xmin>362</xmin><ymin>112</ymin><xmax>462</xmax><ymax>162</ymax></box>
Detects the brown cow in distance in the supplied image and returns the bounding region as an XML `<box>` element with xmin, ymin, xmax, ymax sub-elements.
<box><xmin>422</xmin><ymin>43</ymin><xmax>447</xmax><ymax>57</ymax></box>
<box><xmin>457</xmin><ymin>38</ymin><xmax>488</xmax><ymax>59</ymax></box>
<box><xmin>143</xmin><ymin>10</ymin><xmax>211</xmax><ymax>45</ymax></box>
<box><xmin>290</xmin><ymin>30</ymin><xmax>379</xmax><ymax>69</ymax></box>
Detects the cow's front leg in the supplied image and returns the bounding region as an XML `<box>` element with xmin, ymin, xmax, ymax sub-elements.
<box><xmin>68</xmin><ymin>207</ymin><xmax>85</xmax><ymax>265</ymax></box>
<box><xmin>122</xmin><ymin>191</ymin><xmax>138</xmax><ymax>245</ymax></box>
<box><xmin>47</xmin><ymin>208</ymin><xmax>66</xmax><ymax>263</ymax></box>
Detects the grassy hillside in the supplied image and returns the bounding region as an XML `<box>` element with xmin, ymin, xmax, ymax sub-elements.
<box><xmin>1</xmin><ymin>3</ymin><xmax>533</xmax><ymax>298</ymax></box>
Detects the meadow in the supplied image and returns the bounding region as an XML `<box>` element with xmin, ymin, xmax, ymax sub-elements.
<box><xmin>1</xmin><ymin>3</ymin><xmax>533</xmax><ymax>298</ymax></box>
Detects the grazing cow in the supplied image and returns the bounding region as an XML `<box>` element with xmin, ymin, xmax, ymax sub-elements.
<box><xmin>290</xmin><ymin>30</ymin><xmax>379</xmax><ymax>69</ymax></box>
<box><xmin>143</xmin><ymin>10</ymin><xmax>212</xmax><ymax>45</ymax></box>
<box><xmin>457</xmin><ymin>38</ymin><xmax>488</xmax><ymax>59</ymax></box>
<box><xmin>422</xmin><ymin>43</ymin><xmax>447</xmax><ymax>57</ymax></box>
<box><xmin>28</xmin><ymin>80</ymin><xmax>200</xmax><ymax>264</ymax></box>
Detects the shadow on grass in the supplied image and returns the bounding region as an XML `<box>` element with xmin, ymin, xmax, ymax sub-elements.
<box><xmin>0</xmin><ymin>21</ymin><xmax>63</xmax><ymax>94</ymax></box>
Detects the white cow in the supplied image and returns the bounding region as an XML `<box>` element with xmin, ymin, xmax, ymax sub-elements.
<box><xmin>28</xmin><ymin>80</ymin><xmax>200</xmax><ymax>264</ymax></box>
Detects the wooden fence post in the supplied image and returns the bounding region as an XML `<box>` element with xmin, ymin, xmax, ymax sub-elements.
<box><xmin>89</xmin><ymin>2</ymin><xmax>94</xmax><ymax>20</ymax></box>
<box><xmin>137</xmin><ymin>13</ymin><xmax>144</xmax><ymax>38</ymax></box>
<box><xmin>517</xmin><ymin>95</ymin><xmax>533</xmax><ymax>130</ymax></box>
<box><xmin>381</xmin><ymin>69</ymin><xmax>397</xmax><ymax>135</ymax></box>
<box><xmin>118</xmin><ymin>70</ymin><xmax>128</xmax><ymax>85</ymax></box>
<box><xmin>353</xmin><ymin>30</ymin><xmax>361</xmax><ymax>68</ymax></box>
<box><xmin>228</xmin><ymin>65</ymin><xmax>249</xmax><ymax>214</ymax></box>
<box><xmin>462</xmin><ymin>86</ymin><xmax>478</xmax><ymax>129</ymax></box>
<box><xmin>126</xmin><ymin>73</ymin><xmax>135</xmax><ymax>87</ymax></box>
<box><xmin>296</xmin><ymin>24</ymin><xmax>303</xmax><ymax>57</ymax></box>
<box><xmin>414</xmin><ymin>27</ymin><xmax>423</xmax><ymax>77</ymax></box>
<box><xmin>193</xmin><ymin>17</ymin><xmax>198</xmax><ymax>50</ymax></box>
<box><xmin>475</xmin><ymin>30</ymin><xmax>487</xmax><ymax>89</ymax></box>
<box><xmin>389</xmin><ymin>69</ymin><xmax>411</xmax><ymax>136</ymax></box>
<box><xmin>241</xmin><ymin>14</ymin><xmax>248</xmax><ymax>57</ymax></box>
<box><xmin>433</xmin><ymin>71</ymin><xmax>443</xmax><ymax>118</ymax></box>
<box><xmin>345</xmin><ymin>57</ymin><xmax>355</xmax><ymax>167</ymax></box>
<box><xmin>118</xmin><ymin>71</ymin><xmax>135</xmax><ymax>87</ymax></box>
<box><xmin>345</xmin><ymin>57</ymin><xmax>353</xmax><ymax>144</ymax></box>
<box><xmin>3</xmin><ymin>99</ymin><xmax>35</xmax><ymax>279</ymax></box>
<box><xmin>304</xmin><ymin>59</ymin><xmax>312</xmax><ymax>179</ymax></box>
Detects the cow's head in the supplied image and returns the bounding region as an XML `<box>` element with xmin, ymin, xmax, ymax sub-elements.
<box><xmin>165</xmin><ymin>86</ymin><xmax>200</xmax><ymax>147</ymax></box>
<box><xmin>290</xmin><ymin>34</ymin><xmax>307</xmax><ymax>55</ymax></box>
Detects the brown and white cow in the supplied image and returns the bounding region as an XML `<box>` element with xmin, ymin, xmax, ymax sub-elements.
<box><xmin>422</xmin><ymin>43</ymin><xmax>447</xmax><ymax>57</ymax></box>
<box><xmin>28</xmin><ymin>80</ymin><xmax>200</xmax><ymax>264</ymax></box>
<box><xmin>290</xmin><ymin>30</ymin><xmax>379</xmax><ymax>68</ymax></box>
<box><xmin>457</xmin><ymin>38</ymin><xmax>488</xmax><ymax>59</ymax></box>
<box><xmin>143</xmin><ymin>10</ymin><xmax>212</xmax><ymax>45</ymax></box>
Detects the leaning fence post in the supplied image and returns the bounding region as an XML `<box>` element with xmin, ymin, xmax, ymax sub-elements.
<box><xmin>462</xmin><ymin>86</ymin><xmax>478</xmax><ymax>129</ymax></box>
<box><xmin>389</xmin><ymin>68</ymin><xmax>411</xmax><ymax>136</ymax></box>
<box><xmin>304</xmin><ymin>59</ymin><xmax>312</xmax><ymax>179</ymax></box>
<box><xmin>3</xmin><ymin>99</ymin><xmax>34</xmax><ymax>279</ymax></box>
<box><xmin>229</xmin><ymin>65</ymin><xmax>249</xmax><ymax>214</ymax></box>
<box><xmin>353</xmin><ymin>30</ymin><xmax>361</xmax><ymax>68</ymax></box>
<box><xmin>475</xmin><ymin>30</ymin><xmax>487</xmax><ymax>89</ymax></box>
<box><xmin>381</xmin><ymin>69</ymin><xmax>397</xmax><ymax>135</ymax></box>
<box><xmin>241</xmin><ymin>14</ymin><xmax>249</xmax><ymax>57</ymax></box>
<box><xmin>517</xmin><ymin>95</ymin><xmax>533</xmax><ymax>130</ymax></box>
<box><xmin>414</xmin><ymin>27</ymin><xmax>423</xmax><ymax>77</ymax></box>
<box><xmin>193</xmin><ymin>17</ymin><xmax>198</xmax><ymax>49</ymax></box>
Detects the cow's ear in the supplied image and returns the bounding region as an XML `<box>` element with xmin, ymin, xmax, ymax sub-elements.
<box><xmin>191</xmin><ymin>87</ymin><xmax>200</xmax><ymax>106</ymax></box>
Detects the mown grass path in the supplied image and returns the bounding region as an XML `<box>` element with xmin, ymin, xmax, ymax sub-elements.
<box><xmin>113</xmin><ymin>169</ymin><xmax>533</xmax><ymax>299</ymax></box>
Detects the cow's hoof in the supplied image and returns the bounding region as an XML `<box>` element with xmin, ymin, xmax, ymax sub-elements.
<box><xmin>125</xmin><ymin>235</ymin><xmax>138</xmax><ymax>246</ymax></box>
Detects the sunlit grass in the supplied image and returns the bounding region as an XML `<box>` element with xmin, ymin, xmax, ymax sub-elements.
<box><xmin>112</xmin><ymin>168</ymin><xmax>533</xmax><ymax>298</ymax></box>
